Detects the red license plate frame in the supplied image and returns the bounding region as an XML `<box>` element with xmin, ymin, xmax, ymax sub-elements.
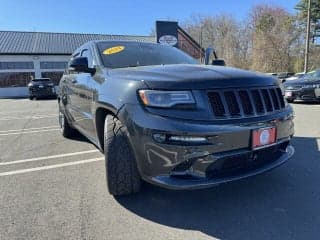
<box><xmin>252</xmin><ymin>127</ymin><xmax>277</xmax><ymax>150</ymax></box>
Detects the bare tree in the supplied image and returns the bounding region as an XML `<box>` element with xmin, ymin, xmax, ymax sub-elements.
<box><xmin>164</xmin><ymin>4</ymin><xmax>307</xmax><ymax>73</ymax></box>
<box><xmin>249</xmin><ymin>5</ymin><xmax>301</xmax><ymax>72</ymax></box>
<box><xmin>182</xmin><ymin>14</ymin><xmax>252</xmax><ymax>69</ymax></box>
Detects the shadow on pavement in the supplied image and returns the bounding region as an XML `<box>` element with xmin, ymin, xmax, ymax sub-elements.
<box><xmin>116</xmin><ymin>136</ymin><xmax>320</xmax><ymax>240</ymax></box>
<box><xmin>67</xmin><ymin>131</ymin><xmax>92</xmax><ymax>144</ymax></box>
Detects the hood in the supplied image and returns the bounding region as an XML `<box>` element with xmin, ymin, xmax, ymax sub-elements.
<box><xmin>107</xmin><ymin>64</ymin><xmax>279</xmax><ymax>90</ymax></box>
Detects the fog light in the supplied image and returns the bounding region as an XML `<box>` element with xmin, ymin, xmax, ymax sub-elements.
<box><xmin>168</xmin><ymin>135</ymin><xmax>207</xmax><ymax>143</ymax></box>
<box><xmin>152</xmin><ymin>133</ymin><xmax>208</xmax><ymax>144</ymax></box>
<box><xmin>152</xmin><ymin>133</ymin><xmax>166</xmax><ymax>143</ymax></box>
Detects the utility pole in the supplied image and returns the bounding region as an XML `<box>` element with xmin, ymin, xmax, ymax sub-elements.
<box><xmin>304</xmin><ymin>0</ymin><xmax>312</xmax><ymax>73</ymax></box>
<box><xmin>199</xmin><ymin>26</ymin><xmax>203</xmax><ymax>62</ymax></box>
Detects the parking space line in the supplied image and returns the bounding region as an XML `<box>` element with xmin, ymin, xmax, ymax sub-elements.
<box><xmin>0</xmin><ymin>110</ymin><xmax>55</xmax><ymax>115</ymax></box>
<box><xmin>0</xmin><ymin>126</ymin><xmax>59</xmax><ymax>133</ymax></box>
<box><xmin>0</xmin><ymin>114</ymin><xmax>56</xmax><ymax>121</ymax></box>
<box><xmin>0</xmin><ymin>157</ymin><xmax>104</xmax><ymax>177</ymax></box>
<box><xmin>0</xmin><ymin>150</ymin><xmax>100</xmax><ymax>166</ymax></box>
<box><xmin>0</xmin><ymin>128</ymin><xmax>60</xmax><ymax>136</ymax></box>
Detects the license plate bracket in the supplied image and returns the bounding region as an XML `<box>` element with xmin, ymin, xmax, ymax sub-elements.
<box><xmin>252</xmin><ymin>127</ymin><xmax>277</xmax><ymax>150</ymax></box>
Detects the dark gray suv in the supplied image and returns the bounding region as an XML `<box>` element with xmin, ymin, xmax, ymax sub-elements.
<box><xmin>58</xmin><ymin>40</ymin><xmax>295</xmax><ymax>196</ymax></box>
<box><xmin>28</xmin><ymin>78</ymin><xmax>56</xmax><ymax>100</ymax></box>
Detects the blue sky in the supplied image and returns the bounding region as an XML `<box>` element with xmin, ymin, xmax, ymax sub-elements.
<box><xmin>0</xmin><ymin>0</ymin><xmax>298</xmax><ymax>35</ymax></box>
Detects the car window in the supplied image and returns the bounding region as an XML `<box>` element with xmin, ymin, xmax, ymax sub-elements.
<box><xmin>304</xmin><ymin>70</ymin><xmax>320</xmax><ymax>80</ymax></box>
<box><xmin>97</xmin><ymin>42</ymin><xmax>198</xmax><ymax>69</ymax></box>
<box><xmin>32</xmin><ymin>78</ymin><xmax>51</xmax><ymax>82</ymax></box>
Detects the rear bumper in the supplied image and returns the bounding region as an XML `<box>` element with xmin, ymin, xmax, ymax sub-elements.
<box><xmin>120</xmin><ymin>104</ymin><xmax>295</xmax><ymax>190</ymax></box>
<box><xmin>29</xmin><ymin>86</ymin><xmax>56</xmax><ymax>97</ymax></box>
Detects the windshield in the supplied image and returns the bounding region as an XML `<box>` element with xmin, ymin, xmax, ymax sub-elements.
<box><xmin>32</xmin><ymin>78</ymin><xmax>51</xmax><ymax>82</ymax></box>
<box><xmin>97</xmin><ymin>41</ymin><xmax>198</xmax><ymax>69</ymax></box>
<box><xmin>302</xmin><ymin>70</ymin><xmax>320</xmax><ymax>80</ymax></box>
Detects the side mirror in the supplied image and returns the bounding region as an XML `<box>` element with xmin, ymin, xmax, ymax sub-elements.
<box><xmin>212</xmin><ymin>59</ymin><xmax>226</xmax><ymax>66</ymax></box>
<box><xmin>69</xmin><ymin>57</ymin><xmax>95</xmax><ymax>75</ymax></box>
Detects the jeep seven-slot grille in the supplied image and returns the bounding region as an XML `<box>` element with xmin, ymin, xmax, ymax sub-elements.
<box><xmin>207</xmin><ymin>92</ymin><xmax>225</xmax><ymax>117</ymax></box>
<box><xmin>224</xmin><ymin>91</ymin><xmax>240</xmax><ymax>116</ymax></box>
<box><xmin>207</xmin><ymin>87</ymin><xmax>285</xmax><ymax>118</ymax></box>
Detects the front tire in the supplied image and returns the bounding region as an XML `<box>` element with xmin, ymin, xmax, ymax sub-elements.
<box><xmin>104</xmin><ymin>115</ymin><xmax>141</xmax><ymax>196</ymax></box>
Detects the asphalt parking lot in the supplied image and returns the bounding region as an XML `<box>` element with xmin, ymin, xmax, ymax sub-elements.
<box><xmin>0</xmin><ymin>99</ymin><xmax>319</xmax><ymax>240</ymax></box>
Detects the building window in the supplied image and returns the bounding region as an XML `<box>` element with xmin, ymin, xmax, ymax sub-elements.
<box><xmin>0</xmin><ymin>72</ymin><xmax>35</xmax><ymax>87</ymax></box>
<box><xmin>41</xmin><ymin>72</ymin><xmax>64</xmax><ymax>85</ymax></box>
<box><xmin>0</xmin><ymin>62</ymin><xmax>34</xmax><ymax>70</ymax></box>
<box><xmin>40</xmin><ymin>62</ymin><xmax>68</xmax><ymax>69</ymax></box>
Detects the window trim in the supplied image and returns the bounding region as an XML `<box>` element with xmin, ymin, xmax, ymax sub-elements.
<box><xmin>0</xmin><ymin>61</ymin><xmax>34</xmax><ymax>70</ymax></box>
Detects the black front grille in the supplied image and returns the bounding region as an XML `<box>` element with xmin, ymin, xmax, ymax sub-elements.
<box><xmin>238</xmin><ymin>90</ymin><xmax>254</xmax><ymax>115</ymax></box>
<box><xmin>207</xmin><ymin>92</ymin><xmax>225</xmax><ymax>117</ymax></box>
<box><xmin>261</xmin><ymin>89</ymin><xmax>273</xmax><ymax>112</ymax></box>
<box><xmin>208</xmin><ymin>87</ymin><xmax>285</xmax><ymax>119</ymax></box>
<box><xmin>251</xmin><ymin>90</ymin><xmax>265</xmax><ymax>114</ymax></box>
<box><xmin>276</xmin><ymin>88</ymin><xmax>285</xmax><ymax>108</ymax></box>
<box><xmin>224</xmin><ymin>91</ymin><xmax>240</xmax><ymax>116</ymax></box>
<box><xmin>269</xmin><ymin>89</ymin><xmax>280</xmax><ymax>110</ymax></box>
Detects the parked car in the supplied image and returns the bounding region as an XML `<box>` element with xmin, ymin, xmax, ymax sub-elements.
<box><xmin>28</xmin><ymin>78</ymin><xmax>56</xmax><ymax>100</ymax></box>
<box><xmin>284</xmin><ymin>70</ymin><xmax>320</xmax><ymax>103</ymax></box>
<box><xmin>58</xmin><ymin>40</ymin><xmax>295</xmax><ymax>196</ymax></box>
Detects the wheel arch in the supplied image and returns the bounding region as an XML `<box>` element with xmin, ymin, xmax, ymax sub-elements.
<box><xmin>95</xmin><ymin>104</ymin><xmax>118</xmax><ymax>152</ymax></box>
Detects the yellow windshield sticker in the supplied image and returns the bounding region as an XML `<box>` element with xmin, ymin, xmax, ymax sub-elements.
<box><xmin>103</xmin><ymin>46</ymin><xmax>125</xmax><ymax>55</ymax></box>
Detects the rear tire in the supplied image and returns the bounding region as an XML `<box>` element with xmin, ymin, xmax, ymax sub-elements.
<box><xmin>287</xmin><ymin>99</ymin><xmax>294</xmax><ymax>103</ymax></box>
<box><xmin>29</xmin><ymin>95</ymin><xmax>33</xmax><ymax>100</ymax></box>
<box><xmin>59</xmin><ymin>105</ymin><xmax>76</xmax><ymax>138</ymax></box>
<box><xmin>104</xmin><ymin>115</ymin><xmax>141</xmax><ymax>196</ymax></box>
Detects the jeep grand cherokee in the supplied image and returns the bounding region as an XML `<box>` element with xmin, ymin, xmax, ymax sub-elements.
<box><xmin>58</xmin><ymin>40</ymin><xmax>295</xmax><ymax>196</ymax></box>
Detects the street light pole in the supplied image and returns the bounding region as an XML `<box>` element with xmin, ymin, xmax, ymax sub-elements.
<box><xmin>304</xmin><ymin>0</ymin><xmax>312</xmax><ymax>73</ymax></box>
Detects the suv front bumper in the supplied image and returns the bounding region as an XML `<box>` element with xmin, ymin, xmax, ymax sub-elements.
<box><xmin>150</xmin><ymin>144</ymin><xmax>294</xmax><ymax>189</ymax></box>
<box><xmin>121</xmin><ymin>104</ymin><xmax>295</xmax><ymax>190</ymax></box>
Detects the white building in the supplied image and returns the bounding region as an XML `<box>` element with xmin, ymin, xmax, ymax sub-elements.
<box><xmin>0</xmin><ymin>31</ymin><xmax>154</xmax><ymax>97</ymax></box>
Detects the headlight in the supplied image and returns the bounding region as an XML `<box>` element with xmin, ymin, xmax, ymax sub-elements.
<box><xmin>311</xmin><ymin>84</ymin><xmax>320</xmax><ymax>88</ymax></box>
<box><xmin>138</xmin><ymin>90</ymin><xmax>195</xmax><ymax>108</ymax></box>
<box><xmin>48</xmin><ymin>83</ymin><xmax>54</xmax><ymax>86</ymax></box>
